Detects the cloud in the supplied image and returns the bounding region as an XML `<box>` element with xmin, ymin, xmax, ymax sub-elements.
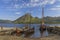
<box><xmin>31</xmin><ymin>0</ymin><xmax>40</xmax><ymax>3</ymax></box>
<box><xmin>25</xmin><ymin>0</ymin><xmax>56</xmax><ymax>7</ymax></box>
<box><xmin>15</xmin><ymin>12</ymin><xmax>21</xmax><ymax>15</ymax></box>
<box><xmin>6</xmin><ymin>0</ymin><xmax>56</xmax><ymax>9</ymax></box>
<box><xmin>50</xmin><ymin>5</ymin><xmax>60</xmax><ymax>10</ymax></box>
<box><xmin>50</xmin><ymin>8</ymin><xmax>60</xmax><ymax>10</ymax></box>
<box><xmin>2</xmin><ymin>0</ymin><xmax>12</xmax><ymax>4</ymax></box>
<box><xmin>58</xmin><ymin>0</ymin><xmax>60</xmax><ymax>1</ymax></box>
<box><xmin>49</xmin><ymin>0</ymin><xmax>56</xmax><ymax>4</ymax></box>
<box><xmin>1</xmin><ymin>0</ymin><xmax>59</xmax><ymax>9</ymax></box>
<box><xmin>1</xmin><ymin>0</ymin><xmax>56</xmax><ymax>8</ymax></box>
<box><xmin>14</xmin><ymin>4</ymin><xmax>19</xmax><ymax>8</ymax></box>
<box><xmin>55</xmin><ymin>5</ymin><xmax>60</xmax><ymax>7</ymax></box>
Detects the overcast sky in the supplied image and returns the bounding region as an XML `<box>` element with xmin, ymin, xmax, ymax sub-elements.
<box><xmin>0</xmin><ymin>0</ymin><xmax>60</xmax><ymax>21</ymax></box>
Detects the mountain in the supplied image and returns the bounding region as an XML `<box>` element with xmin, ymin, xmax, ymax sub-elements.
<box><xmin>44</xmin><ymin>16</ymin><xmax>60</xmax><ymax>24</ymax></box>
<box><xmin>13</xmin><ymin>13</ymin><xmax>40</xmax><ymax>24</ymax></box>
<box><xmin>13</xmin><ymin>13</ymin><xmax>60</xmax><ymax>24</ymax></box>
<box><xmin>0</xmin><ymin>20</ymin><xmax>12</xmax><ymax>23</ymax></box>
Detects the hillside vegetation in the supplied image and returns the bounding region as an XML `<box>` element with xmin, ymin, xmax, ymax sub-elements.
<box><xmin>13</xmin><ymin>13</ymin><xmax>60</xmax><ymax>24</ymax></box>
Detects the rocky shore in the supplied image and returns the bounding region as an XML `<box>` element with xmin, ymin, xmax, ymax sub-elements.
<box><xmin>0</xmin><ymin>26</ymin><xmax>60</xmax><ymax>40</ymax></box>
<box><xmin>47</xmin><ymin>26</ymin><xmax>60</xmax><ymax>35</ymax></box>
<box><xmin>0</xmin><ymin>34</ymin><xmax>60</xmax><ymax>40</ymax></box>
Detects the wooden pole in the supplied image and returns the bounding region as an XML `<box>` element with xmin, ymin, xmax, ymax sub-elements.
<box><xmin>42</xmin><ymin>7</ymin><xmax>44</xmax><ymax>25</ymax></box>
<box><xmin>40</xmin><ymin>7</ymin><xmax>45</xmax><ymax>37</ymax></box>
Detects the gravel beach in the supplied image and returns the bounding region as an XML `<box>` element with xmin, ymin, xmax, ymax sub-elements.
<box><xmin>0</xmin><ymin>34</ymin><xmax>60</xmax><ymax>40</ymax></box>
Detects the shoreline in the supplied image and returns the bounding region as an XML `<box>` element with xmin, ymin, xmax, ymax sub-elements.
<box><xmin>0</xmin><ymin>27</ymin><xmax>15</xmax><ymax>31</ymax></box>
<box><xmin>0</xmin><ymin>26</ymin><xmax>60</xmax><ymax>40</ymax></box>
<box><xmin>0</xmin><ymin>33</ymin><xmax>60</xmax><ymax>40</ymax></box>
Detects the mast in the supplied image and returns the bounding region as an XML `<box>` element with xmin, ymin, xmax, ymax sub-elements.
<box><xmin>40</xmin><ymin>7</ymin><xmax>45</xmax><ymax>37</ymax></box>
<box><xmin>42</xmin><ymin>7</ymin><xmax>44</xmax><ymax>25</ymax></box>
<box><xmin>28</xmin><ymin>9</ymin><xmax>31</xmax><ymax>27</ymax></box>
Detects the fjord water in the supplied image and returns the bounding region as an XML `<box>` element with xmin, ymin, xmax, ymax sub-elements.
<box><xmin>0</xmin><ymin>23</ymin><xmax>49</xmax><ymax>38</ymax></box>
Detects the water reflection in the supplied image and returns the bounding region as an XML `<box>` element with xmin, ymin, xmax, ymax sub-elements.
<box><xmin>24</xmin><ymin>25</ymin><xmax>48</xmax><ymax>38</ymax></box>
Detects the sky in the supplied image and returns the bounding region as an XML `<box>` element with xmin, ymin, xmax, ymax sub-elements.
<box><xmin>0</xmin><ymin>0</ymin><xmax>60</xmax><ymax>21</ymax></box>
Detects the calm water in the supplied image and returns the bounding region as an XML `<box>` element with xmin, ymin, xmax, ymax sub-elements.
<box><xmin>0</xmin><ymin>23</ymin><xmax>51</xmax><ymax>38</ymax></box>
